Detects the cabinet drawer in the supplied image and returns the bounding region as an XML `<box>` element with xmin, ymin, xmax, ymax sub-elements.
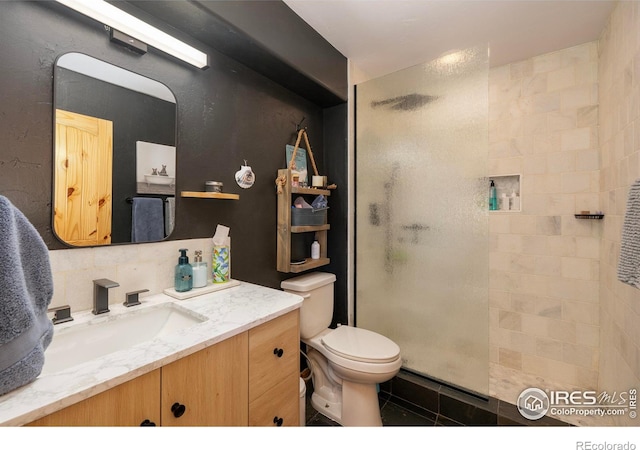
<box><xmin>26</xmin><ymin>369</ymin><xmax>161</xmax><ymax>427</ymax></box>
<box><xmin>249</xmin><ymin>372</ymin><xmax>300</xmax><ymax>426</ymax></box>
<box><xmin>248</xmin><ymin>310</ymin><xmax>299</xmax><ymax>402</ymax></box>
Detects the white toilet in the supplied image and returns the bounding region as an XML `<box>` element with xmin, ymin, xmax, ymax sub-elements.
<box><xmin>281</xmin><ymin>272</ymin><xmax>401</xmax><ymax>427</ymax></box>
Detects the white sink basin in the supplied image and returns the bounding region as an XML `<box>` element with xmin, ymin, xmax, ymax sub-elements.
<box><xmin>42</xmin><ymin>303</ymin><xmax>207</xmax><ymax>374</ymax></box>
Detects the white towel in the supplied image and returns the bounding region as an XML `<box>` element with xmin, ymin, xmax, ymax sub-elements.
<box><xmin>618</xmin><ymin>179</ymin><xmax>640</xmax><ymax>288</ymax></box>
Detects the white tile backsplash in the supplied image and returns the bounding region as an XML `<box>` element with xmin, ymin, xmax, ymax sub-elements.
<box><xmin>49</xmin><ymin>238</ymin><xmax>213</xmax><ymax>313</ymax></box>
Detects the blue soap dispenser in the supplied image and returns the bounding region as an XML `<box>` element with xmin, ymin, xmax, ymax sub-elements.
<box><xmin>175</xmin><ymin>248</ymin><xmax>193</xmax><ymax>292</ymax></box>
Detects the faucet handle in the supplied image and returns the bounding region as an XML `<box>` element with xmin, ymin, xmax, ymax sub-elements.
<box><xmin>93</xmin><ymin>278</ymin><xmax>120</xmax><ymax>289</ymax></box>
<box><xmin>124</xmin><ymin>289</ymin><xmax>149</xmax><ymax>307</ymax></box>
<box><xmin>48</xmin><ymin>305</ymin><xmax>74</xmax><ymax>325</ymax></box>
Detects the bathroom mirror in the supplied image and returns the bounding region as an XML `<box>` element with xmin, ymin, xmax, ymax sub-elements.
<box><xmin>53</xmin><ymin>52</ymin><xmax>177</xmax><ymax>246</ymax></box>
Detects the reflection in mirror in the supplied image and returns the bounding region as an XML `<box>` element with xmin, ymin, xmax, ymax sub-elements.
<box><xmin>53</xmin><ymin>52</ymin><xmax>177</xmax><ymax>246</ymax></box>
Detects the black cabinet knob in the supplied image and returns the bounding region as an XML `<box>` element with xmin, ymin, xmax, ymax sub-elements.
<box><xmin>171</xmin><ymin>402</ymin><xmax>186</xmax><ymax>418</ymax></box>
<box><xmin>140</xmin><ymin>419</ymin><xmax>156</xmax><ymax>426</ymax></box>
<box><xmin>273</xmin><ymin>416</ymin><xmax>284</xmax><ymax>426</ymax></box>
<box><xmin>273</xmin><ymin>347</ymin><xmax>284</xmax><ymax>358</ymax></box>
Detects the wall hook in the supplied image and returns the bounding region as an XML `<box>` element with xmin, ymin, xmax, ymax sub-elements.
<box><xmin>295</xmin><ymin>116</ymin><xmax>306</xmax><ymax>132</ymax></box>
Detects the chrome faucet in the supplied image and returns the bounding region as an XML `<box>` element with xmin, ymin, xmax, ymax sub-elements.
<box><xmin>92</xmin><ymin>279</ymin><xmax>119</xmax><ymax>315</ymax></box>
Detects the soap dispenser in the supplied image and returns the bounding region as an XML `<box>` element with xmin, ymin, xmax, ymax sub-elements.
<box><xmin>192</xmin><ymin>250</ymin><xmax>208</xmax><ymax>288</ymax></box>
<box><xmin>174</xmin><ymin>249</ymin><xmax>193</xmax><ymax>292</ymax></box>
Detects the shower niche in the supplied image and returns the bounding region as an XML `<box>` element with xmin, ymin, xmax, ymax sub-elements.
<box><xmin>489</xmin><ymin>174</ymin><xmax>521</xmax><ymax>213</ymax></box>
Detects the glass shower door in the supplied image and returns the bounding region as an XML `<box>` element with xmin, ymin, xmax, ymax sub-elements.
<box><xmin>355</xmin><ymin>47</ymin><xmax>489</xmax><ymax>396</ymax></box>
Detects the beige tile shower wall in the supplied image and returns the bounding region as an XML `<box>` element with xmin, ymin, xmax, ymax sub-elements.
<box><xmin>488</xmin><ymin>41</ymin><xmax>602</xmax><ymax>401</ymax></box>
<box><xmin>48</xmin><ymin>238</ymin><xmax>214</xmax><ymax>314</ymax></box>
<box><xmin>598</xmin><ymin>0</ymin><xmax>640</xmax><ymax>426</ymax></box>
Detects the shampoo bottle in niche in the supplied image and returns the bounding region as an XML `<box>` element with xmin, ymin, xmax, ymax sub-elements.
<box><xmin>500</xmin><ymin>193</ymin><xmax>509</xmax><ymax>211</ymax></box>
<box><xmin>174</xmin><ymin>249</ymin><xmax>193</xmax><ymax>292</ymax></box>
<box><xmin>489</xmin><ymin>180</ymin><xmax>497</xmax><ymax>211</ymax></box>
<box><xmin>192</xmin><ymin>250</ymin><xmax>208</xmax><ymax>288</ymax></box>
<box><xmin>510</xmin><ymin>190</ymin><xmax>520</xmax><ymax>211</ymax></box>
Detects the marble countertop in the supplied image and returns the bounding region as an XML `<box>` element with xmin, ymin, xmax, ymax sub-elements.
<box><xmin>0</xmin><ymin>281</ymin><xmax>303</xmax><ymax>426</ymax></box>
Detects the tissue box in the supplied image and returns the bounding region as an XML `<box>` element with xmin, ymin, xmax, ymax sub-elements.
<box><xmin>291</xmin><ymin>207</ymin><xmax>327</xmax><ymax>226</ymax></box>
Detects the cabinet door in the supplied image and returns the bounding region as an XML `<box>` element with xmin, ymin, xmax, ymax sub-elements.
<box><xmin>249</xmin><ymin>373</ymin><xmax>300</xmax><ymax>426</ymax></box>
<box><xmin>248</xmin><ymin>310</ymin><xmax>300</xmax><ymax>426</ymax></box>
<box><xmin>161</xmin><ymin>332</ymin><xmax>248</xmax><ymax>426</ymax></box>
<box><xmin>26</xmin><ymin>369</ymin><xmax>161</xmax><ymax>427</ymax></box>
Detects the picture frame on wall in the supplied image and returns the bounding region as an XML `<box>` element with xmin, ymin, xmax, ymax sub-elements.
<box><xmin>285</xmin><ymin>144</ymin><xmax>309</xmax><ymax>185</ymax></box>
<box><xmin>136</xmin><ymin>141</ymin><xmax>176</xmax><ymax>195</ymax></box>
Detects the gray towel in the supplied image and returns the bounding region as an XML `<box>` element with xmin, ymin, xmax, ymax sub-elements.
<box><xmin>164</xmin><ymin>197</ymin><xmax>175</xmax><ymax>236</ymax></box>
<box><xmin>131</xmin><ymin>197</ymin><xmax>165</xmax><ymax>243</ymax></box>
<box><xmin>0</xmin><ymin>195</ymin><xmax>54</xmax><ymax>396</ymax></box>
<box><xmin>618</xmin><ymin>179</ymin><xmax>640</xmax><ymax>288</ymax></box>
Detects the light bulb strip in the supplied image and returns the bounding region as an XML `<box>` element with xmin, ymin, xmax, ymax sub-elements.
<box><xmin>56</xmin><ymin>0</ymin><xmax>208</xmax><ymax>69</ymax></box>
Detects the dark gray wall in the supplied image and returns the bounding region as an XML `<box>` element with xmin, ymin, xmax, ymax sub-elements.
<box><xmin>128</xmin><ymin>0</ymin><xmax>348</xmax><ymax>107</ymax></box>
<box><xmin>0</xmin><ymin>0</ymin><xmax>348</xmax><ymax>307</ymax></box>
<box><xmin>324</xmin><ymin>103</ymin><xmax>348</xmax><ymax>326</ymax></box>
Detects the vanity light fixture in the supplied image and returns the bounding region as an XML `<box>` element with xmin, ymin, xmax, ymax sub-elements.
<box><xmin>55</xmin><ymin>0</ymin><xmax>209</xmax><ymax>69</ymax></box>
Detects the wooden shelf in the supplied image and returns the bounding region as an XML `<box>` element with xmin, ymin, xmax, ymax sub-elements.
<box><xmin>291</xmin><ymin>224</ymin><xmax>330</xmax><ymax>233</ymax></box>
<box><xmin>291</xmin><ymin>186</ymin><xmax>331</xmax><ymax>196</ymax></box>
<box><xmin>277</xmin><ymin>168</ymin><xmax>331</xmax><ymax>273</ymax></box>
<box><xmin>181</xmin><ymin>191</ymin><xmax>239</xmax><ymax>200</ymax></box>
<box><xmin>288</xmin><ymin>258</ymin><xmax>330</xmax><ymax>273</ymax></box>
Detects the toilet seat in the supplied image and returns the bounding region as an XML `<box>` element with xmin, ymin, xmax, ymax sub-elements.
<box><xmin>303</xmin><ymin>327</ymin><xmax>402</xmax><ymax>375</ymax></box>
<box><xmin>321</xmin><ymin>326</ymin><xmax>400</xmax><ymax>363</ymax></box>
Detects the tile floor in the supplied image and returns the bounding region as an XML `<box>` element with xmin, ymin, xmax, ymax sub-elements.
<box><xmin>489</xmin><ymin>364</ymin><xmax>614</xmax><ymax>427</ymax></box>
<box><xmin>304</xmin><ymin>378</ymin><xmax>442</xmax><ymax>426</ymax></box>
<box><xmin>304</xmin><ymin>366</ymin><xmax>624</xmax><ymax>427</ymax></box>
<box><xmin>303</xmin><ymin>370</ymin><xmax>573</xmax><ymax>427</ymax></box>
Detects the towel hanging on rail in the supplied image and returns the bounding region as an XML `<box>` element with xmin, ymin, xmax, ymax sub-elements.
<box><xmin>618</xmin><ymin>179</ymin><xmax>640</xmax><ymax>289</ymax></box>
<box><xmin>165</xmin><ymin>197</ymin><xmax>175</xmax><ymax>236</ymax></box>
<box><xmin>131</xmin><ymin>197</ymin><xmax>165</xmax><ymax>243</ymax></box>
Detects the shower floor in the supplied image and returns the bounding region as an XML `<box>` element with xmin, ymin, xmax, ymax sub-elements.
<box><xmin>489</xmin><ymin>364</ymin><xmax>615</xmax><ymax>427</ymax></box>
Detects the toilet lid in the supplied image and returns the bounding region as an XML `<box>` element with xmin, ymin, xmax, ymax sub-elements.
<box><xmin>321</xmin><ymin>327</ymin><xmax>400</xmax><ymax>363</ymax></box>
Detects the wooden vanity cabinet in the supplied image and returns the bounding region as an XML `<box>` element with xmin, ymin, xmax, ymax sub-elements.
<box><xmin>161</xmin><ymin>332</ymin><xmax>248</xmax><ymax>426</ymax></box>
<box><xmin>26</xmin><ymin>311</ymin><xmax>299</xmax><ymax>427</ymax></box>
<box><xmin>26</xmin><ymin>369</ymin><xmax>161</xmax><ymax>427</ymax></box>
<box><xmin>248</xmin><ymin>310</ymin><xmax>300</xmax><ymax>426</ymax></box>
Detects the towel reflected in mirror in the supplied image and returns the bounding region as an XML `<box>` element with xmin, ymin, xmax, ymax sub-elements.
<box><xmin>131</xmin><ymin>197</ymin><xmax>166</xmax><ymax>243</ymax></box>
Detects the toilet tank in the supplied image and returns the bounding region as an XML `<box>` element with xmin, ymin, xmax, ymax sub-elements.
<box><xmin>281</xmin><ymin>272</ymin><xmax>336</xmax><ymax>339</ymax></box>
